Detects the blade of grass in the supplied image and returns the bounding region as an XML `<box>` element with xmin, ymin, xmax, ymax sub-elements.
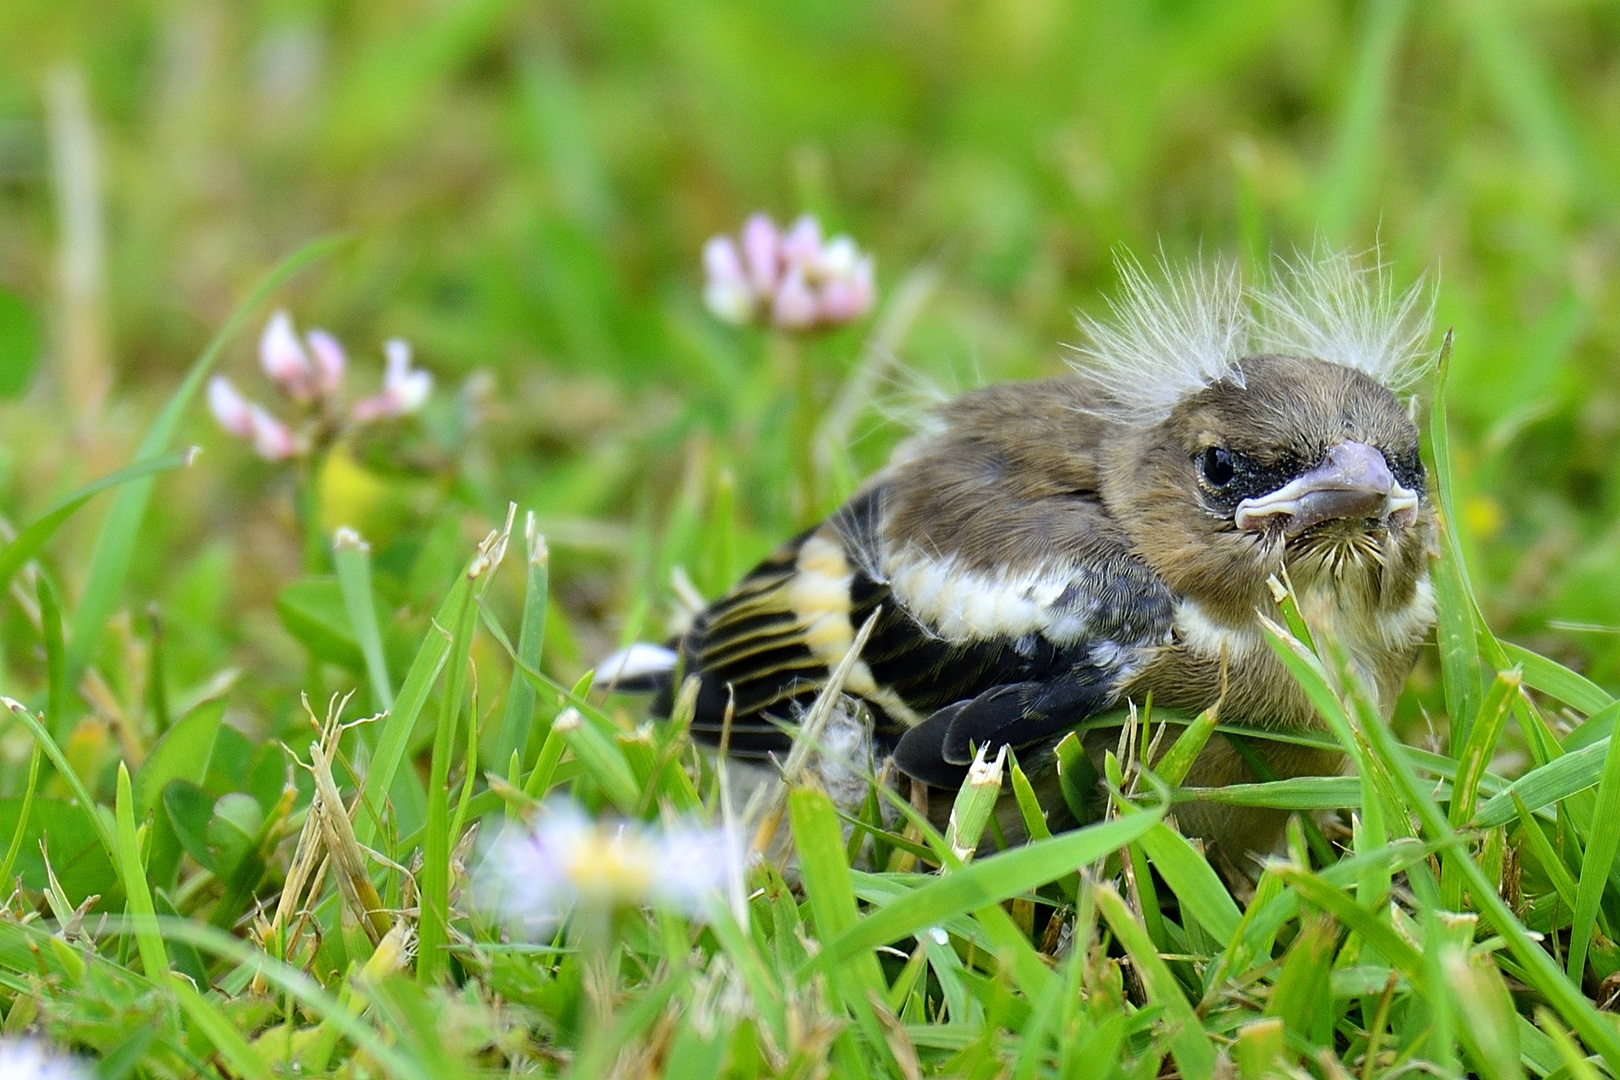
<box><xmin>418</xmin><ymin>523</ymin><xmax>507</xmax><ymax>984</ymax></box>
<box><xmin>1442</xmin><ymin>669</ymin><xmax>1518</xmax><ymax>909</ymax></box>
<box><xmin>1512</xmin><ymin>793</ymin><xmax>1581</xmax><ymax>930</ymax></box>
<box><xmin>1472</xmin><ymin>738</ymin><xmax>1609</xmax><ymax>828</ymax></box>
<box><xmin>2</xmin><ymin>697</ymin><xmax>116</xmax><ymax>869</ymax></box>
<box><xmin>493</xmin><ymin>518</ymin><xmax>547</xmax><ymax>770</ymax></box>
<box><xmin>551</xmin><ymin>708</ymin><xmax>640</xmax><ymax>815</ymax></box>
<box><xmin>333</xmin><ymin>528</ymin><xmax>393</xmax><ymax>712</ymax></box>
<box><xmin>169</xmin><ymin>976</ymin><xmax>275</xmax><ymax>1080</ymax></box>
<box><xmin>1429</xmin><ymin>331</ymin><xmax>1484</xmax><ymax>748</ymax></box>
<box><xmin>1094</xmin><ymin>881</ymin><xmax>1214</xmax><ymax>1080</ymax></box>
<box><xmin>1318</xmin><ymin>0</ymin><xmax>1409</xmax><ymax>238</ymax></box>
<box><xmin>115</xmin><ymin>762</ymin><xmax>170</xmax><ymax>982</ymax></box>
<box><xmin>1451</xmin><ymin>671</ymin><xmax>1519</xmax><ymax>828</ymax></box>
<box><xmin>1263</xmin><ymin>910</ymin><xmax>1337</xmax><ymax>1047</ymax></box>
<box><xmin>1503</xmin><ymin>642</ymin><xmax>1614</xmax><ymax>718</ymax></box>
<box><xmin>822</xmin><ymin>787</ymin><xmax>1167</xmax><ymax>963</ymax></box>
<box><xmin>1563</xmin><ymin>700</ymin><xmax>1620</xmax><ymax>754</ymax></box>
<box><xmin>0</xmin><ymin>742</ymin><xmax>41</xmax><ymax>890</ymax></box>
<box><xmin>67</xmin><ymin>234</ymin><xmax>348</xmax><ymax>677</ymax></box>
<box><xmin>1565</xmin><ymin>715</ymin><xmax>1620</xmax><ymax>980</ymax></box>
<box><xmin>1451</xmin><ymin>0</ymin><xmax>1594</xmax><ymax>198</ymax></box>
<box><xmin>1154</xmin><ymin>702</ymin><xmax>1218</xmax><ymax>787</ymax></box>
<box><xmin>352</xmin><ymin>571</ymin><xmax>466</xmax><ymax>851</ymax></box>
<box><xmin>789</xmin><ymin>786</ymin><xmax>897</xmax><ymax>1076</ymax></box>
<box><xmin>35</xmin><ymin>573</ymin><xmax>68</xmax><ymax>739</ymax></box>
<box><xmin>0</xmin><ymin>449</ymin><xmax>195</xmax><ymax>599</ymax></box>
<box><xmin>1137</xmin><ymin>822</ymin><xmax>1241</xmax><ymax>945</ymax></box>
<box><xmin>1349</xmin><ymin>657</ymin><xmax>1620</xmax><ymax>1067</ymax></box>
<box><xmin>143</xmin><ymin>917</ymin><xmax>434</xmax><ymax>1080</ymax></box>
<box><xmin>1176</xmin><ymin>776</ymin><xmax>1362</xmax><ymax>809</ymax></box>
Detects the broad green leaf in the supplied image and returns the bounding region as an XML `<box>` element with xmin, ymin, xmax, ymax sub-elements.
<box><xmin>277</xmin><ymin>576</ymin><xmax>366</xmax><ymax>672</ymax></box>
<box><xmin>134</xmin><ymin>697</ymin><xmax>226</xmax><ymax>818</ymax></box>
<box><xmin>163</xmin><ymin>781</ymin><xmax>223</xmax><ymax>874</ymax></box>
<box><xmin>3</xmin><ymin>700</ymin><xmax>117</xmax><ymax>877</ymax></box>
<box><xmin>0</xmin><ymin>795</ymin><xmax>115</xmax><ymax>904</ymax></box>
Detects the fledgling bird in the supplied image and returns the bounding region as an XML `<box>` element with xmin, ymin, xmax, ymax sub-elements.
<box><xmin>601</xmin><ymin>251</ymin><xmax>1439</xmax><ymax>864</ymax></box>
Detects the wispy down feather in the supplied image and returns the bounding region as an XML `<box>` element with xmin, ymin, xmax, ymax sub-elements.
<box><xmin>1067</xmin><ymin>248</ymin><xmax>1435</xmax><ymax>423</ymax></box>
<box><xmin>1254</xmin><ymin>249</ymin><xmax>1434</xmax><ymax>393</ymax></box>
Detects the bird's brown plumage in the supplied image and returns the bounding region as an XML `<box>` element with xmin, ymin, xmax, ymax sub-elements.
<box><xmin>601</xmin><ymin>254</ymin><xmax>1440</xmax><ymax>864</ymax></box>
<box><xmin>632</xmin><ymin>352</ymin><xmax>1436</xmax><ymax>863</ymax></box>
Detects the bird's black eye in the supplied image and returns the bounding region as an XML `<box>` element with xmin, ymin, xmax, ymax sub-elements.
<box><xmin>1200</xmin><ymin>446</ymin><xmax>1235</xmax><ymax>488</ymax></box>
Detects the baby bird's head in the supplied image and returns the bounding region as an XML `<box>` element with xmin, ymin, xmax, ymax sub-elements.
<box><xmin>1103</xmin><ymin>353</ymin><xmax>1434</xmax><ymax>621</ymax></box>
<box><xmin>1081</xmin><ymin>253</ymin><xmax>1438</xmax><ymax>623</ymax></box>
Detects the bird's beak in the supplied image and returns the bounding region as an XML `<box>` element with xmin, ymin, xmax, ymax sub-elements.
<box><xmin>1234</xmin><ymin>440</ymin><xmax>1419</xmax><ymax>536</ymax></box>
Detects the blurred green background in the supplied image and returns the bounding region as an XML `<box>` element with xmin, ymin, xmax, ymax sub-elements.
<box><xmin>0</xmin><ymin>0</ymin><xmax>1618</xmax><ymax>750</ymax></box>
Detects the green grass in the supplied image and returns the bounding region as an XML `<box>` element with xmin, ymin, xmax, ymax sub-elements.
<box><xmin>1</xmin><ymin>0</ymin><xmax>1619</xmax><ymax>1075</ymax></box>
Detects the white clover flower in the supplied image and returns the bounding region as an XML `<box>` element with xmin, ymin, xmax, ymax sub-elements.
<box><xmin>475</xmin><ymin>799</ymin><xmax>743</xmax><ymax>933</ymax></box>
<box><xmin>247</xmin><ymin>403</ymin><xmax>301</xmax><ymax>461</ymax></box>
<box><xmin>352</xmin><ymin>340</ymin><xmax>432</xmax><ymax>422</ymax></box>
<box><xmin>304</xmin><ymin>328</ymin><xmax>347</xmax><ymax>397</ymax></box>
<box><xmin>210</xmin><ymin>312</ymin><xmax>433</xmax><ymax>461</ymax></box>
<box><xmin>703</xmin><ymin>236</ymin><xmax>755</xmax><ymax>325</ymax></box>
<box><xmin>741</xmin><ymin>212</ymin><xmax>782</xmax><ymax>296</ymax></box>
<box><xmin>0</xmin><ymin>1037</ymin><xmax>89</xmax><ymax>1080</ymax></box>
<box><xmin>208</xmin><ymin>376</ymin><xmax>303</xmax><ymax>461</ymax></box>
<box><xmin>207</xmin><ymin>375</ymin><xmax>256</xmax><ymax>440</ymax></box>
<box><xmin>260</xmin><ymin>310</ymin><xmax>315</xmax><ymax>399</ymax></box>
<box><xmin>701</xmin><ymin>212</ymin><xmax>876</xmax><ymax>331</ymax></box>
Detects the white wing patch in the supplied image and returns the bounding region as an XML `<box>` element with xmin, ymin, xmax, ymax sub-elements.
<box><xmin>885</xmin><ymin>552</ymin><xmax>1099</xmax><ymax>645</ymax></box>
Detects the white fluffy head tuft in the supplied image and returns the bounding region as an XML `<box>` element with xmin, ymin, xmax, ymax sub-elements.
<box><xmin>1067</xmin><ymin>248</ymin><xmax>1436</xmax><ymax>422</ymax></box>
<box><xmin>1254</xmin><ymin>248</ymin><xmax>1435</xmax><ymax>393</ymax></box>
<box><xmin>1069</xmin><ymin>254</ymin><xmax>1249</xmax><ymax>423</ymax></box>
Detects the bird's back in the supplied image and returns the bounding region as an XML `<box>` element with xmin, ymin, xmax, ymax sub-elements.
<box><xmin>658</xmin><ymin>376</ymin><xmax>1176</xmax><ymax>786</ymax></box>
